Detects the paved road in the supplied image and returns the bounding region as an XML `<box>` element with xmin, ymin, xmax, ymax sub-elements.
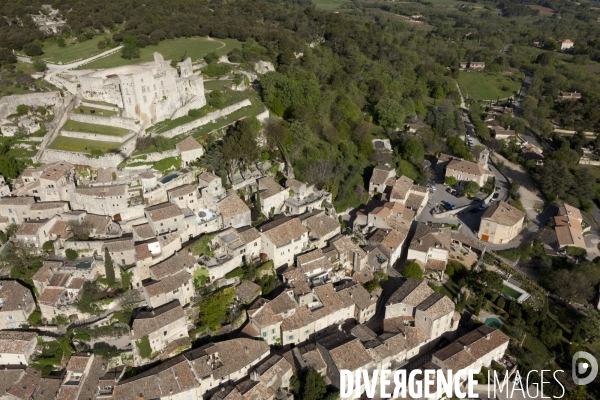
<box><xmin>514</xmin><ymin>70</ymin><xmax>532</xmax><ymax>117</ymax></box>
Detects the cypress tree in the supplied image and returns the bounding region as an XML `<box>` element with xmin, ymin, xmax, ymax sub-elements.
<box><xmin>104</xmin><ymin>248</ymin><xmax>115</xmax><ymax>286</ymax></box>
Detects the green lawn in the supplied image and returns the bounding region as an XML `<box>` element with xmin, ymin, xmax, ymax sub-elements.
<box><xmin>39</xmin><ymin>35</ymin><xmax>114</xmax><ymax>64</ymax></box>
<box><xmin>204</xmin><ymin>79</ymin><xmax>233</xmax><ymax>91</ymax></box>
<box><xmin>312</xmin><ymin>0</ymin><xmax>343</xmax><ymax>9</ymax></box>
<box><xmin>501</xmin><ymin>284</ymin><xmax>523</xmax><ymax>299</ymax></box>
<box><xmin>523</xmin><ymin>334</ymin><xmax>549</xmax><ymax>358</ymax></box>
<box><xmin>458</xmin><ymin>71</ymin><xmax>523</xmax><ymax>101</ymax></box>
<box><xmin>77</xmin><ymin>37</ymin><xmax>241</xmax><ymax>70</ymax></box>
<box><xmin>62</xmin><ymin>120</ymin><xmax>130</xmax><ymax>136</ymax></box>
<box><xmin>48</xmin><ymin>136</ymin><xmax>122</xmax><ymax>153</ymax></box>
<box><xmin>73</xmin><ymin>106</ymin><xmax>118</xmax><ymax>117</ymax></box>
<box><xmin>153</xmin><ymin>157</ymin><xmax>182</xmax><ymax>173</ymax></box>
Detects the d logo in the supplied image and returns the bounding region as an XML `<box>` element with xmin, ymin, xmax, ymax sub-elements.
<box><xmin>572</xmin><ymin>351</ymin><xmax>598</xmax><ymax>385</ymax></box>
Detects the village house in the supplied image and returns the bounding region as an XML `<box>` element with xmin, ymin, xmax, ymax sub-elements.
<box><xmin>198</xmin><ymin>172</ymin><xmax>225</xmax><ymax>206</ymax></box>
<box><xmin>361</xmin><ymin>201</ymin><xmax>414</xmax><ymax>234</ymax></box>
<box><xmin>407</xmin><ymin>222</ymin><xmax>452</xmax><ymax>278</ymax></box>
<box><xmin>444</xmin><ymin>150</ymin><xmax>490</xmax><ymax>187</ymax></box>
<box><xmin>296</xmin><ymin>248</ymin><xmax>335</xmax><ymax>283</ymax></box>
<box><xmin>257</xmin><ymin>176</ymin><xmax>288</xmax><ymax>215</ymax></box>
<box><xmin>131</xmin><ymin>300</ymin><xmax>189</xmax><ymax>356</ymax></box>
<box><xmin>558</xmin><ymin>39</ymin><xmax>574</xmax><ymax>51</ymax></box>
<box><xmin>316</xmin><ymin>331</ymin><xmax>374</xmax><ymax>394</ymax></box>
<box><xmin>478</xmin><ymin>201</ymin><xmax>525</xmax><ymax>244</ymax></box>
<box><xmin>0</xmin><ymin>281</ymin><xmax>36</xmax><ymax>329</ymax></box>
<box><xmin>142</xmin><ymin>251</ymin><xmax>197</xmax><ymax>308</ymax></box>
<box><xmin>330</xmin><ymin>235</ymin><xmax>368</xmax><ymax>273</ymax></box>
<box><xmin>70</xmin><ymin>184</ymin><xmax>128</xmax><ymax>218</ymax></box>
<box><xmin>0</xmin><ymin>331</ymin><xmax>37</xmax><ymax>366</ymax></box>
<box><xmin>112</xmin><ymin>338</ymin><xmax>270</xmax><ymax>400</ymax></box>
<box><xmin>284</xmin><ymin>179</ymin><xmax>333</xmax><ymax>216</ymax></box>
<box><xmin>492</xmin><ymin>127</ymin><xmax>517</xmax><ymax>141</ymax></box>
<box><xmin>12</xmin><ymin>162</ymin><xmax>75</xmax><ymax>202</ymax></box>
<box><xmin>431</xmin><ymin>326</ymin><xmax>509</xmax><ymax>386</ymax></box>
<box><xmin>250</xmin><ymin>354</ymin><xmax>293</xmax><ymax>392</ymax></box>
<box><xmin>235</xmin><ymin>280</ymin><xmax>261</xmax><ymax>304</ymax></box>
<box><xmin>302</xmin><ymin>212</ymin><xmax>340</xmax><ymax>248</ymax></box>
<box><xmin>217</xmin><ymin>194</ymin><xmax>251</xmax><ymax>228</ymax></box>
<box><xmin>459</xmin><ymin>61</ymin><xmax>485</xmax><ymax>70</ymax></box>
<box><xmin>14</xmin><ymin>217</ymin><xmax>56</xmax><ymax>247</ymax></box>
<box><xmin>558</xmin><ymin>91</ymin><xmax>582</xmax><ymax>101</ymax></box>
<box><xmin>0</xmin><ymin>196</ymin><xmax>35</xmax><ymax>224</ymax></box>
<box><xmin>204</xmin><ymin>226</ymin><xmax>262</xmax><ymax>280</ymax></box>
<box><xmin>168</xmin><ymin>184</ymin><xmax>200</xmax><ymax>213</ymax></box>
<box><xmin>336</xmin><ymin>281</ymin><xmax>379</xmax><ymax>324</ymax></box>
<box><xmin>259</xmin><ymin>217</ymin><xmax>309</xmax><ymax>267</ymax></box>
<box><xmin>385</xmin><ymin>278</ymin><xmax>457</xmax><ymax>343</ymax></box>
<box><xmin>368</xmin><ymin>228</ymin><xmax>406</xmax><ymax>267</ymax></box>
<box><xmin>103</xmin><ymin>236</ymin><xmax>135</xmax><ymax>270</ymax></box>
<box><xmin>368</xmin><ymin>166</ymin><xmax>396</xmax><ymax>194</ymax></box>
<box><xmin>96</xmin><ymin>366</ymin><xmax>125</xmax><ymax>399</ymax></box>
<box><xmin>145</xmin><ymin>202</ymin><xmax>185</xmax><ymax>235</ymax></box>
<box><xmin>36</xmin><ymin>267</ymin><xmax>87</xmax><ymax>322</ymax></box>
<box><xmin>176</xmin><ymin>136</ymin><xmax>205</xmax><ymax>167</ymax></box>
<box><xmin>0</xmin><ymin>367</ymin><xmax>42</xmax><ymax>400</ymax></box>
<box><xmin>554</xmin><ymin>203</ymin><xmax>586</xmax><ymax>250</ymax></box>
<box><xmin>55</xmin><ymin>352</ymin><xmax>97</xmax><ymax>400</ymax></box>
<box><xmin>27</xmin><ymin>201</ymin><xmax>70</xmax><ymax>220</ymax></box>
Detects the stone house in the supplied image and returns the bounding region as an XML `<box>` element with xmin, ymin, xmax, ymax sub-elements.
<box><xmin>554</xmin><ymin>203</ymin><xmax>586</xmax><ymax>249</ymax></box>
<box><xmin>131</xmin><ymin>300</ymin><xmax>189</xmax><ymax>356</ymax></box>
<box><xmin>176</xmin><ymin>136</ymin><xmax>205</xmax><ymax>166</ymax></box>
<box><xmin>284</xmin><ymin>179</ymin><xmax>333</xmax><ymax>216</ymax></box>
<box><xmin>145</xmin><ymin>202</ymin><xmax>185</xmax><ymax>235</ymax></box>
<box><xmin>142</xmin><ymin>251</ymin><xmax>197</xmax><ymax>308</ymax></box>
<box><xmin>198</xmin><ymin>172</ymin><xmax>225</xmax><ymax>206</ymax></box>
<box><xmin>407</xmin><ymin>222</ymin><xmax>452</xmax><ymax>277</ymax></box>
<box><xmin>259</xmin><ymin>217</ymin><xmax>309</xmax><ymax>267</ymax></box>
<box><xmin>296</xmin><ymin>249</ymin><xmax>334</xmax><ymax>283</ymax></box>
<box><xmin>70</xmin><ymin>184</ymin><xmax>128</xmax><ymax>218</ymax></box>
<box><xmin>12</xmin><ymin>162</ymin><xmax>75</xmax><ymax>202</ymax></box>
<box><xmin>0</xmin><ymin>367</ymin><xmax>43</xmax><ymax>400</ymax></box>
<box><xmin>385</xmin><ymin>278</ymin><xmax>457</xmax><ymax>343</ymax></box>
<box><xmin>103</xmin><ymin>236</ymin><xmax>135</xmax><ymax>271</ymax></box>
<box><xmin>217</xmin><ymin>194</ymin><xmax>251</xmax><ymax>229</ymax></box>
<box><xmin>303</xmin><ymin>213</ymin><xmax>340</xmax><ymax>249</ymax></box>
<box><xmin>492</xmin><ymin>127</ymin><xmax>517</xmax><ymax>141</ymax></box>
<box><xmin>257</xmin><ymin>176</ymin><xmax>288</xmax><ymax>215</ymax></box>
<box><xmin>14</xmin><ymin>217</ymin><xmax>57</xmax><ymax>247</ymax></box>
<box><xmin>369</xmin><ymin>166</ymin><xmax>395</xmax><ymax>194</ymax></box>
<box><xmin>250</xmin><ymin>355</ymin><xmax>293</xmax><ymax>392</ymax></box>
<box><xmin>368</xmin><ymin>228</ymin><xmax>406</xmax><ymax>267</ymax></box>
<box><xmin>316</xmin><ymin>331</ymin><xmax>373</xmax><ymax>394</ymax></box>
<box><xmin>55</xmin><ymin>353</ymin><xmax>96</xmax><ymax>400</ymax></box>
<box><xmin>248</xmin><ymin>292</ymin><xmax>298</xmax><ymax>346</ymax></box>
<box><xmin>28</xmin><ymin>201</ymin><xmax>70</xmax><ymax>220</ymax></box>
<box><xmin>478</xmin><ymin>201</ymin><xmax>525</xmax><ymax>244</ymax></box>
<box><xmin>112</xmin><ymin>338</ymin><xmax>270</xmax><ymax>400</ymax></box>
<box><xmin>431</xmin><ymin>326</ymin><xmax>509</xmax><ymax>386</ymax></box>
<box><xmin>445</xmin><ymin>151</ymin><xmax>490</xmax><ymax>187</ymax></box>
<box><xmin>558</xmin><ymin>91</ymin><xmax>581</xmax><ymax>101</ymax></box>
<box><xmin>235</xmin><ymin>280</ymin><xmax>261</xmax><ymax>304</ymax></box>
<box><xmin>0</xmin><ymin>196</ymin><xmax>35</xmax><ymax>224</ymax></box>
<box><xmin>336</xmin><ymin>281</ymin><xmax>379</xmax><ymax>324</ymax></box>
<box><xmin>168</xmin><ymin>184</ymin><xmax>200</xmax><ymax>213</ymax></box>
<box><xmin>0</xmin><ymin>331</ymin><xmax>37</xmax><ymax>365</ymax></box>
<box><xmin>330</xmin><ymin>236</ymin><xmax>368</xmax><ymax>273</ymax></box>
<box><xmin>36</xmin><ymin>269</ymin><xmax>86</xmax><ymax>322</ymax></box>
<box><xmin>209</xmin><ymin>226</ymin><xmax>262</xmax><ymax>264</ymax></box>
<box><xmin>0</xmin><ymin>281</ymin><xmax>36</xmax><ymax>329</ymax></box>
<box><xmin>558</xmin><ymin>39</ymin><xmax>574</xmax><ymax>51</ymax></box>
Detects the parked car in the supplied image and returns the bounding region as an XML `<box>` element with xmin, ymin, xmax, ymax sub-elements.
<box><xmin>472</xmin><ymin>197</ymin><xmax>483</xmax><ymax>202</ymax></box>
<box><xmin>430</xmin><ymin>185</ymin><xmax>436</xmax><ymax>191</ymax></box>
<box><xmin>478</xmin><ymin>203</ymin><xmax>489</xmax><ymax>211</ymax></box>
<box><xmin>446</xmin><ymin>188</ymin><xmax>456</xmax><ymax>195</ymax></box>
<box><xmin>493</xmin><ymin>192</ymin><xmax>500</xmax><ymax>199</ymax></box>
<box><xmin>456</xmin><ymin>192</ymin><xmax>465</xmax><ymax>198</ymax></box>
<box><xmin>445</xmin><ymin>201</ymin><xmax>457</xmax><ymax>210</ymax></box>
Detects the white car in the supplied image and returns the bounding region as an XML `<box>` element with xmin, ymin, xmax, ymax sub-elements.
<box><xmin>430</xmin><ymin>186</ymin><xmax>436</xmax><ymax>191</ymax></box>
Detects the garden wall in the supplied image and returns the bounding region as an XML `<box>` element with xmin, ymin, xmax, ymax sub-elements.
<box><xmin>0</xmin><ymin>92</ymin><xmax>60</xmax><ymax>119</ymax></box>
<box><xmin>69</xmin><ymin>112</ymin><xmax>141</xmax><ymax>132</ymax></box>
<box><xmin>158</xmin><ymin>99</ymin><xmax>252</xmax><ymax>138</ymax></box>
<box><xmin>61</xmin><ymin>130</ymin><xmax>135</xmax><ymax>143</ymax></box>
<box><xmin>41</xmin><ymin>149</ymin><xmax>126</xmax><ymax>168</ymax></box>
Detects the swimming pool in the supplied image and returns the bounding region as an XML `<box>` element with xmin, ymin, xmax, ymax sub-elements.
<box><xmin>485</xmin><ymin>317</ymin><xmax>502</xmax><ymax>329</ymax></box>
<box><xmin>160</xmin><ymin>172</ymin><xmax>180</xmax><ymax>184</ymax></box>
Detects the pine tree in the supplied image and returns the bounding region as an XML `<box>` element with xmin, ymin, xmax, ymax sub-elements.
<box><xmin>104</xmin><ymin>248</ymin><xmax>115</xmax><ymax>286</ymax></box>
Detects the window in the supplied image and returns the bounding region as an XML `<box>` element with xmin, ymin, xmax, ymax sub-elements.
<box><xmin>262</xmin><ymin>332</ymin><xmax>267</xmax><ymax>337</ymax></box>
<box><xmin>164</xmin><ymin>331</ymin><xmax>168</xmax><ymax>336</ymax></box>
<box><xmin>271</xmin><ymin>329</ymin><xmax>275</xmax><ymax>334</ymax></box>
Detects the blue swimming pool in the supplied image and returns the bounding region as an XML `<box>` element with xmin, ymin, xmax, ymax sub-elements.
<box><xmin>160</xmin><ymin>173</ymin><xmax>180</xmax><ymax>184</ymax></box>
<box><xmin>485</xmin><ymin>317</ymin><xmax>503</xmax><ymax>329</ymax></box>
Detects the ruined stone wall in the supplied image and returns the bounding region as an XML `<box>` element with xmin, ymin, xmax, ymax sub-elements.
<box><xmin>41</xmin><ymin>149</ymin><xmax>126</xmax><ymax>167</ymax></box>
<box><xmin>158</xmin><ymin>99</ymin><xmax>252</xmax><ymax>138</ymax></box>
<box><xmin>80</xmin><ymin>101</ymin><xmax>119</xmax><ymax>112</ymax></box>
<box><xmin>60</xmin><ymin>130</ymin><xmax>135</xmax><ymax>143</ymax></box>
<box><xmin>0</xmin><ymin>92</ymin><xmax>60</xmax><ymax>119</ymax></box>
<box><xmin>69</xmin><ymin>113</ymin><xmax>141</xmax><ymax>132</ymax></box>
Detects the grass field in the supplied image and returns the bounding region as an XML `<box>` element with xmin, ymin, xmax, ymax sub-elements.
<box><xmin>73</xmin><ymin>106</ymin><xmax>118</xmax><ymax>117</ymax></box>
<box><xmin>458</xmin><ymin>71</ymin><xmax>523</xmax><ymax>101</ymax></box>
<box><xmin>40</xmin><ymin>35</ymin><xmax>114</xmax><ymax>64</ymax></box>
<box><xmin>48</xmin><ymin>136</ymin><xmax>122</xmax><ymax>153</ymax></box>
<box><xmin>312</xmin><ymin>0</ymin><xmax>343</xmax><ymax>9</ymax></box>
<box><xmin>77</xmin><ymin>37</ymin><xmax>241</xmax><ymax>70</ymax></box>
<box><xmin>62</xmin><ymin>120</ymin><xmax>130</xmax><ymax>136</ymax></box>
<box><xmin>501</xmin><ymin>284</ymin><xmax>523</xmax><ymax>299</ymax></box>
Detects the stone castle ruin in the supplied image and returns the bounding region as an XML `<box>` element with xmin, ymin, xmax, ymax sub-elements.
<box><xmin>78</xmin><ymin>53</ymin><xmax>206</xmax><ymax>126</ymax></box>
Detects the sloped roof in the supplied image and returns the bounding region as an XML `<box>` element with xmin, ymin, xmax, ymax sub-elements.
<box><xmin>481</xmin><ymin>201</ymin><xmax>525</xmax><ymax>227</ymax></box>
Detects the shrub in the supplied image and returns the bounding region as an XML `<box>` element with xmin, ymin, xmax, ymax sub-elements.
<box><xmin>403</xmin><ymin>262</ymin><xmax>423</xmax><ymax>280</ymax></box>
<box><xmin>496</xmin><ymin>296</ymin><xmax>506</xmax><ymax>309</ymax></box>
<box><xmin>445</xmin><ymin>263</ymin><xmax>454</xmax><ymax>276</ymax></box>
<box><xmin>136</xmin><ymin>335</ymin><xmax>152</xmax><ymax>359</ymax></box>
<box><xmin>65</xmin><ymin>249</ymin><xmax>78</xmax><ymax>260</ymax></box>
<box><xmin>42</xmin><ymin>240</ymin><xmax>54</xmax><ymax>251</ymax></box>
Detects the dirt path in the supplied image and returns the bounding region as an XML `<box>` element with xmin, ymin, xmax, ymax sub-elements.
<box><xmin>206</xmin><ymin>36</ymin><xmax>227</xmax><ymax>50</ymax></box>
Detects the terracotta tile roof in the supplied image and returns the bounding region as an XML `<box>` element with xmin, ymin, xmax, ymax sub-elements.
<box><xmin>305</xmin><ymin>214</ymin><xmax>340</xmax><ymax>238</ymax></box>
<box><xmin>555</xmin><ymin>219</ymin><xmax>586</xmax><ymax>249</ymax></box>
<box><xmin>386</xmin><ymin>278</ymin><xmax>433</xmax><ymax>306</ymax></box>
<box><xmin>167</xmin><ymin>184</ymin><xmax>197</xmax><ymax>198</ymax></box>
<box><xmin>176</xmin><ymin>136</ymin><xmax>203</xmax><ymax>152</ymax></box>
<box><xmin>405</xmin><ymin>193</ymin><xmax>425</xmax><ymax>210</ymax></box>
<box><xmin>297</xmin><ymin>249</ymin><xmax>331</xmax><ymax>274</ymax></box>
<box><xmin>285</xmin><ymin>178</ymin><xmax>305</xmax><ymax>190</ymax></box>
<box><xmin>261</xmin><ymin>218</ymin><xmax>307</xmax><ymax>247</ymax></box>
<box><xmin>391</xmin><ymin>175</ymin><xmax>413</xmax><ymax>201</ymax></box>
<box><xmin>133</xmin><ymin>223</ymin><xmax>155</xmax><ymax>240</ymax></box>
<box><xmin>38</xmin><ymin>288</ymin><xmax>63</xmax><ymax>305</ymax></box>
<box><xmin>30</xmin><ymin>201</ymin><xmax>68</xmax><ymax>211</ymax></box>
<box><xmin>198</xmin><ymin>171</ymin><xmax>220</xmax><ymax>184</ymax></box>
<box><xmin>281</xmin><ymin>267</ymin><xmax>311</xmax><ymax>296</ymax></box>
<box><xmin>312</xmin><ymin>284</ymin><xmax>346</xmax><ymax>319</ymax></box>
<box><xmin>0</xmin><ymin>197</ymin><xmax>35</xmax><ymax>206</ymax></box>
<box><xmin>416</xmin><ymin>293</ymin><xmax>455</xmax><ymax>320</ymax></box>
<box><xmin>132</xmin><ymin>300</ymin><xmax>186</xmax><ymax>339</ymax></box>
<box><xmin>150</xmin><ymin>251</ymin><xmax>197</xmax><ymax>279</ymax></box>
<box><xmin>238</xmin><ymin>226</ymin><xmax>260</xmax><ymax>243</ymax></box>
<box><xmin>7</xmin><ymin>368</ymin><xmax>40</xmax><ymax>400</ymax></box>
<box><xmin>236</xmin><ymin>280</ymin><xmax>261</xmax><ymax>303</ymax></box>
<box><xmin>301</xmin><ymin>349</ymin><xmax>326</xmax><ymax>371</ymax></box>
<box><xmin>32</xmin><ymin>376</ymin><xmax>61</xmax><ymax>400</ymax></box>
<box><xmin>104</xmin><ymin>237</ymin><xmax>134</xmax><ymax>252</ymax></box>
<box><xmin>74</xmin><ymin>184</ymin><xmax>126</xmax><ymax>197</ymax></box>
<box><xmin>67</xmin><ymin>277</ymin><xmax>85</xmax><ymax>290</ymax></box>
<box><xmin>447</xmin><ymin>159</ymin><xmax>485</xmax><ymax>177</ymax></box>
<box><xmin>49</xmin><ymin>220</ymin><xmax>69</xmax><ymax>238</ymax></box>
<box><xmin>16</xmin><ymin>220</ymin><xmax>48</xmax><ymax>236</ymax></box>
<box><xmin>82</xmin><ymin>213</ymin><xmax>112</xmax><ymax>234</ymax></box>
<box><xmin>409</xmin><ymin>222</ymin><xmax>452</xmax><ymax>253</ymax></box>
<box><xmin>32</xmin><ymin>261</ymin><xmax>61</xmax><ymax>283</ymax></box>
<box><xmin>378</xmin><ymin>228</ymin><xmax>406</xmax><ymax>253</ymax></box>
<box><xmin>66</xmin><ymin>353</ymin><xmax>92</xmax><ymax>371</ymax></box>
<box><xmin>217</xmin><ymin>194</ymin><xmax>250</xmax><ymax>219</ymax></box>
<box><xmin>482</xmin><ymin>201</ymin><xmax>525</xmax><ymax>227</ymax></box>
<box><xmin>370</xmin><ymin>166</ymin><xmax>395</xmax><ymax>186</ymax></box>
<box><xmin>425</xmin><ymin>259</ymin><xmax>447</xmax><ymax>271</ymax></box>
<box><xmin>337</xmin><ymin>282</ymin><xmax>378</xmax><ymax>310</ymax></box>
<box><xmin>0</xmin><ymin>331</ymin><xmax>37</xmax><ymax>354</ymax></box>
<box><xmin>258</xmin><ymin>176</ymin><xmax>285</xmax><ymax>200</ymax></box>
<box><xmin>323</xmin><ymin>334</ymin><xmax>372</xmax><ymax>371</ymax></box>
<box><xmin>252</xmin><ymin>293</ymin><xmax>296</xmax><ymax>327</ymax></box>
<box><xmin>0</xmin><ymin>281</ymin><xmax>34</xmax><ymax>311</ymax></box>
<box><xmin>331</xmin><ymin>235</ymin><xmax>367</xmax><ymax>259</ymax></box>
<box><xmin>145</xmin><ymin>202</ymin><xmax>183</xmax><ymax>222</ymax></box>
<box><xmin>0</xmin><ymin>368</ymin><xmax>25</xmax><ymax>394</ymax></box>
<box><xmin>281</xmin><ymin>305</ymin><xmax>314</xmax><ymax>331</ymax></box>
<box><xmin>135</xmin><ymin>243</ymin><xmax>152</xmax><ymax>260</ymax></box>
